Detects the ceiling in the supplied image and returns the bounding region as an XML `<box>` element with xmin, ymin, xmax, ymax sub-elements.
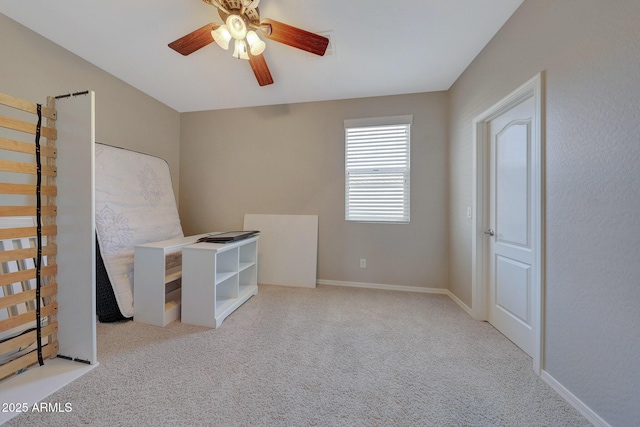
<box><xmin>0</xmin><ymin>0</ymin><xmax>523</xmax><ymax>113</ymax></box>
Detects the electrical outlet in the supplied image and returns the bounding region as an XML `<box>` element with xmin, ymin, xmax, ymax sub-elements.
<box><xmin>360</xmin><ymin>259</ymin><xmax>366</xmax><ymax>268</ymax></box>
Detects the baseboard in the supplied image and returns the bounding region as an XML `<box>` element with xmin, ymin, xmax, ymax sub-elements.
<box><xmin>317</xmin><ymin>279</ymin><xmax>448</xmax><ymax>295</ymax></box>
<box><xmin>445</xmin><ymin>290</ymin><xmax>475</xmax><ymax>317</ymax></box>
<box><xmin>318</xmin><ymin>280</ymin><xmax>476</xmax><ymax>317</ymax></box>
<box><xmin>317</xmin><ymin>280</ymin><xmax>473</xmax><ymax>317</ymax></box>
<box><xmin>540</xmin><ymin>370</ymin><xmax>610</xmax><ymax>427</ymax></box>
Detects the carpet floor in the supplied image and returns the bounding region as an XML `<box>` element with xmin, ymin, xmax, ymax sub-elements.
<box><xmin>5</xmin><ymin>284</ymin><xmax>590</xmax><ymax>426</ymax></box>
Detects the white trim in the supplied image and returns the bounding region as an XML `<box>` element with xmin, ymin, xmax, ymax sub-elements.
<box><xmin>471</xmin><ymin>72</ymin><xmax>545</xmax><ymax>374</ymax></box>
<box><xmin>541</xmin><ymin>370</ymin><xmax>611</xmax><ymax>427</ymax></box>
<box><xmin>344</xmin><ymin>115</ymin><xmax>413</xmax><ymax>128</ymax></box>
<box><xmin>318</xmin><ymin>280</ymin><xmax>476</xmax><ymax>318</ymax></box>
<box><xmin>317</xmin><ymin>279</ymin><xmax>447</xmax><ymax>295</ymax></box>
<box><xmin>446</xmin><ymin>290</ymin><xmax>475</xmax><ymax>317</ymax></box>
<box><xmin>471</xmin><ymin>118</ymin><xmax>489</xmax><ymax>321</ymax></box>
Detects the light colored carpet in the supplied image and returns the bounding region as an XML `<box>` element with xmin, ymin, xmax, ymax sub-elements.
<box><xmin>6</xmin><ymin>285</ymin><xmax>590</xmax><ymax>426</ymax></box>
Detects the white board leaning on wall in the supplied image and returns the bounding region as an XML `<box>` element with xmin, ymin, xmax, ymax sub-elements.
<box><xmin>243</xmin><ymin>214</ymin><xmax>318</xmax><ymax>288</ymax></box>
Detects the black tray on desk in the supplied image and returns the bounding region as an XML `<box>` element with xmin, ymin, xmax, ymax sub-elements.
<box><xmin>196</xmin><ymin>230</ymin><xmax>259</xmax><ymax>243</ymax></box>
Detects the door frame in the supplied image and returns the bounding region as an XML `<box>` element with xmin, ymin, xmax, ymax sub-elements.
<box><xmin>471</xmin><ymin>72</ymin><xmax>545</xmax><ymax>374</ymax></box>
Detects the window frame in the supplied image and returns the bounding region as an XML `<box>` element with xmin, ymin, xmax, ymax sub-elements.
<box><xmin>344</xmin><ymin>115</ymin><xmax>412</xmax><ymax>223</ymax></box>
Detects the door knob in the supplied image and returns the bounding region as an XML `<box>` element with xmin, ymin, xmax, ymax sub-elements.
<box><xmin>484</xmin><ymin>229</ymin><xmax>495</xmax><ymax>236</ymax></box>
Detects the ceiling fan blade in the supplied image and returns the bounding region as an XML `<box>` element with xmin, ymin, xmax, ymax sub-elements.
<box><xmin>248</xmin><ymin>53</ymin><xmax>274</xmax><ymax>86</ymax></box>
<box><xmin>168</xmin><ymin>23</ymin><xmax>220</xmax><ymax>56</ymax></box>
<box><xmin>261</xmin><ymin>18</ymin><xmax>329</xmax><ymax>56</ymax></box>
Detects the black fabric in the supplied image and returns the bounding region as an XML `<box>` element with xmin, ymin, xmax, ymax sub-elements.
<box><xmin>96</xmin><ymin>237</ymin><xmax>131</xmax><ymax>323</ymax></box>
<box><xmin>35</xmin><ymin>103</ymin><xmax>44</xmax><ymax>365</ymax></box>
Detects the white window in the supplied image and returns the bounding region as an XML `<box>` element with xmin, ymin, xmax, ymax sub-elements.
<box><xmin>344</xmin><ymin>115</ymin><xmax>412</xmax><ymax>223</ymax></box>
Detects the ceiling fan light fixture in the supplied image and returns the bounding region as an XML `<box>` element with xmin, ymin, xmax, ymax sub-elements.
<box><xmin>226</xmin><ymin>14</ymin><xmax>248</xmax><ymax>40</ymax></box>
<box><xmin>233</xmin><ymin>39</ymin><xmax>250</xmax><ymax>60</ymax></box>
<box><xmin>246</xmin><ymin>31</ymin><xmax>266</xmax><ymax>55</ymax></box>
<box><xmin>211</xmin><ymin>25</ymin><xmax>231</xmax><ymax>50</ymax></box>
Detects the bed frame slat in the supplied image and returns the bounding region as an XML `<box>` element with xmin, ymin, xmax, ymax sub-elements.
<box><xmin>0</xmin><ymin>159</ymin><xmax>56</xmax><ymax>176</ymax></box>
<box><xmin>0</xmin><ymin>284</ymin><xmax>57</xmax><ymax>311</ymax></box>
<box><xmin>0</xmin><ymin>116</ymin><xmax>56</xmax><ymax>139</ymax></box>
<box><xmin>0</xmin><ymin>226</ymin><xmax>57</xmax><ymax>240</ymax></box>
<box><xmin>0</xmin><ymin>206</ymin><xmax>57</xmax><ymax>217</ymax></box>
<box><xmin>0</xmin><ymin>244</ymin><xmax>57</xmax><ymax>264</ymax></box>
<box><xmin>0</xmin><ymin>341</ymin><xmax>58</xmax><ymax>381</ymax></box>
<box><xmin>0</xmin><ymin>93</ymin><xmax>57</xmax><ymax>120</ymax></box>
<box><xmin>0</xmin><ymin>323</ymin><xmax>58</xmax><ymax>356</ymax></box>
<box><xmin>1</xmin><ymin>91</ymin><xmax>59</xmax><ymax>378</ymax></box>
<box><xmin>0</xmin><ymin>183</ymin><xmax>57</xmax><ymax>196</ymax></box>
<box><xmin>0</xmin><ymin>137</ymin><xmax>57</xmax><ymax>157</ymax></box>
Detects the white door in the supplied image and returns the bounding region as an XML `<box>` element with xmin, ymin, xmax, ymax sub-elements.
<box><xmin>487</xmin><ymin>96</ymin><xmax>536</xmax><ymax>356</ymax></box>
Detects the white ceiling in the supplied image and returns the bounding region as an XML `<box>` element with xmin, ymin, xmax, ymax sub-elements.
<box><xmin>0</xmin><ymin>0</ymin><xmax>523</xmax><ymax>113</ymax></box>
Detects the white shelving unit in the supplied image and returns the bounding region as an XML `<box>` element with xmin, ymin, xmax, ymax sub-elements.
<box><xmin>133</xmin><ymin>233</ymin><xmax>210</xmax><ymax>327</ymax></box>
<box><xmin>181</xmin><ymin>236</ymin><xmax>258</xmax><ymax>328</ymax></box>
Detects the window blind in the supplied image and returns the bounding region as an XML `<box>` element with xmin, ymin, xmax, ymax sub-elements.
<box><xmin>345</xmin><ymin>122</ymin><xmax>410</xmax><ymax>222</ymax></box>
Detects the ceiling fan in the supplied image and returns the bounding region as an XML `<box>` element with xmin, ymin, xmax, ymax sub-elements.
<box><xmin>168</xmin><ymin>0</ymin><xmax>330</xmax><ymax>86</ymax></box>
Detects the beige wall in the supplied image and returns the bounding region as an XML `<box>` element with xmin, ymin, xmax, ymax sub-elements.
<box><xmin>180</xmin><ymin>92</ymin><xmax>449</xmax><ymax>288</ymax></box>
<box><xmin>7</xmin><ymin>3</ymin><xmax>636</xmax><ymax>424</ymax></box>
<box><xmin>0</xmin><ymin>14</ymin><xmax>181</xmax><ymax>199</ymax></box>
<box><xmin>448</xmin><ymin>1</ymin><xmax>640</xmax><ymax>425</ymax></box>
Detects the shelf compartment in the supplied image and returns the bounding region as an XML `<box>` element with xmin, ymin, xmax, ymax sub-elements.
<box><xmin>217</xmin><ymin>273</ymin><xmax>237</xmax><ymax>295</ymax></box>
<box><xmin>239</xmin><ymin>240</ymin><xmax>257</xmax><ymax>264</ymax></box>
<box><xmin>239</xmin><ymin>264</ymin><xmax>257</xmax><ymax>292</ymax></box>
<box><xmin>238</xmin><ymin>282</ymin><xmax>256</xmax><ymax>299</ymax></box>
<box><xmin>215</xmin><ymin>247</ymin><xmax>238</xmax><ymax>277</ymax></box>
<box><xmin>215</xmin><ymin>271</ymin><xmax>236</xmax><ymax>285</ymax></box>
<box><xmin>164</xmin><ymin>266</ymin><xmax>182</xmax><ymax>284</ymax></box>
<box><xmin>238</xmin><ymin>261</ymin><xmax>255</xmax><ymax>273</ymax></box>
<box><xmin>163</xmin><ymin>287</ymin><xmax>181</xmax><ymax>325</ymax></box>
<box><xmin>215</xmin><ymin>297</ymin><xmax>235</xmax><ymax>313</ymax></box>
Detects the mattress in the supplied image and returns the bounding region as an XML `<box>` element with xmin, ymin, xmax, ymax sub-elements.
<box><xmin>95</xmin><ymin>143</ymin><xmax>183</xmax><ymax>319</ymax></box>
